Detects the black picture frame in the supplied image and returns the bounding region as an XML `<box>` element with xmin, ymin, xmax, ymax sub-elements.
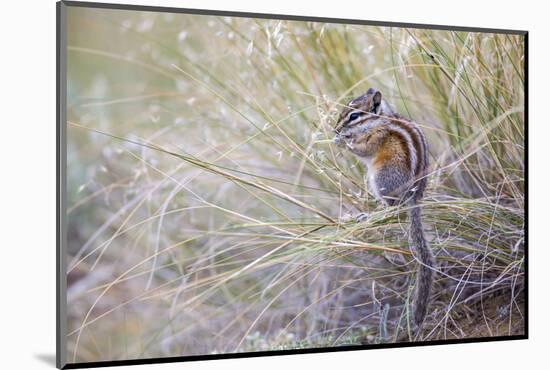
<box><xmin>57</xmin><ymin>1</ymin><xmax>528</xmax><ymax>368</ymax></box>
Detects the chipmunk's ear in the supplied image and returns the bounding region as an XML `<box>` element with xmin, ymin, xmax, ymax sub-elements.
<box><xmin>372</xmin><ymin>90</ymin><xmax>382</xmax><ymax>113</ymax></box>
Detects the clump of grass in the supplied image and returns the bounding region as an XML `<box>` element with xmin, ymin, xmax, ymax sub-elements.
<box><xmin>65</xmin><ymin>7</ymin><xmax>524</xmax><ymax>363</ymax></box>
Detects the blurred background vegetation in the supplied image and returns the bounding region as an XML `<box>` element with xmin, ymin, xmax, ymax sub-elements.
<box><xmin>65</xmin><ymin>5</ymin><xmax>525</xmax><ymax>364</ymax></box>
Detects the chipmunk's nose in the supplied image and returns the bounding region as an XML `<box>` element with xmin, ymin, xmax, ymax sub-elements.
<box><xmin>333</xmin><ymin>131</ymin><xmax>351</xmax><ymax>146</ymax></box>
<box><xmin>337</xmin><ymin>132</ymin><xmax>351</xmax><ymax>139</ymax></box>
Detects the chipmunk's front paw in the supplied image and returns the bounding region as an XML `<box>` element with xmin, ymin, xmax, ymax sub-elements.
<box><xmin>338</xmin><ymin>211</ymin><xmax>369</xmax><ymax>223</ymax></box>
<box><xmin>355</xmin><ymin>212</ymin><xmax>369</xmax><ymax>222</ymax></box>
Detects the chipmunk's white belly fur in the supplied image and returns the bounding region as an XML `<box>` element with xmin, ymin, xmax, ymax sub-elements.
<box><xmin>360</xmin><ymin>156</ymin><xmax>383</xmax><ymax>201</ymax></box>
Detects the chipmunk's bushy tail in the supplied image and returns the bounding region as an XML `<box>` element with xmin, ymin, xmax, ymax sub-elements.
<box><xmin>408</xmin><ymin>203</ymin><xmax>434</xmax><ymax>328</ymax></box>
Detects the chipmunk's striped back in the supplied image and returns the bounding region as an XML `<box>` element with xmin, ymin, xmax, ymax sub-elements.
<box><xmin>334</xmin><ymin>88</ymin><xmax>434</xmax><ymax>329</ymax></box>
<box><xmin>386</xmin><ymin>114</ymin><xmax>429</xmax><ymax>202</ymax></box>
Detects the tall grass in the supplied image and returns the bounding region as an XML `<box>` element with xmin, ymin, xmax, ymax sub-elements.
<box><xmin>65</xmin><ymin>7</ymin><xmax>525</xmax><ymax>363</ymax></box>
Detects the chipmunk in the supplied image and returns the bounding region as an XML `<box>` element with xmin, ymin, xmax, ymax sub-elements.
<box><xmin>333</xmin><ymin>88</ymin><xmax>434</xmax><ymax>328</ymax></box>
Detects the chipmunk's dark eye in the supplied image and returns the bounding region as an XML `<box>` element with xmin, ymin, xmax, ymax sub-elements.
<box><xmin>349</xmin><ymin>113</ymin><xmax>360</xmax><ymax>121</ymax></box>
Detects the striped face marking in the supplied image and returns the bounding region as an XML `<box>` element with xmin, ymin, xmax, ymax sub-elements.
<box><xmin>334</xmin><ymin>89</ymin><xmax>381</xmax><ymax>134</ymax></box>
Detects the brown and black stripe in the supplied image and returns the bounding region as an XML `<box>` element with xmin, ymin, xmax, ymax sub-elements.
<box><xmin>387</xmin><ymin>114</ymin><xmax>429</xmax><ymax>200</ymax></box>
